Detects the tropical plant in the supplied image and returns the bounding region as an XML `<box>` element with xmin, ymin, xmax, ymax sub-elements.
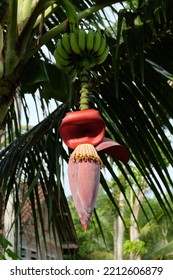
<box><xmin>70</xmin><ymin>176</ymin><xmax>173</xmax><ymax>260</ymax></box>
<box><xmin>0</xmin><ymin>234</ymin><xmax>20</xmax><ymax>259</ymax></box>
<box><xmin>0</xmin><ymin>0</ymin><xmax>173</xmax><ymax>258</ymax></box>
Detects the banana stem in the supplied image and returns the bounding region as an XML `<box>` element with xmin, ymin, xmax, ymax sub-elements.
<box><xmin>4</xmin><ymin>0</ymin><xmax>18</xmax><ymax>76</ymax></box>
<box><xmin>60</xmin><ymin>0</ymin><xmax>78</xmax><ymax>32</ymax></box>
<box><xmin>79</xmin><ymin>67</ymin><xmax>91</xmax><ymax>111</ymax></box>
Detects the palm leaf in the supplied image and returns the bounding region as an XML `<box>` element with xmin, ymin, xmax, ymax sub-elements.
<box><xmin>1</xmin><ymin>0</ymin><xmax>173</xmax><ymax>258</ymax></box>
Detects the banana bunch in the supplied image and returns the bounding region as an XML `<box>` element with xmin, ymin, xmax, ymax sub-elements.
<box><xmin>54</xmin><ymin>29</ymin><xmax>109</xmax><ymax>74</ymax></box>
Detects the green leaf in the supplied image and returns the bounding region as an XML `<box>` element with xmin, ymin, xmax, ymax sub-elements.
<box><xmin>150</xmin><ymin>241</ymin><xmax>173</xmax><ymax>259</ymax></box>
<box><xmin>5</xmin><ymin>248</ymin><xmax>20</xmax><ymax>260</ymax></box>
<box><xmin>21</xmin><ymin>58</ymin><xmax>70</xmax><ymax>102</ymax></box>
<box><xmin>113</xmin><ymin>9</ymin><xmax>125</xmax><ymax>97</ymax></box>
<box><xmin>122</xmin><ymin>26</ymin><xmax>135</xmax><ymax>80</ymax></box>
<box><xmin>0</xmin><ymin>234</ymin><xmax>12</xmax><ymax>249</ymax></box>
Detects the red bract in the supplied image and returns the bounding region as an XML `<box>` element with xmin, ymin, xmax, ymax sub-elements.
<box><xmin>68</xmin><ymin>144</ymin><xmax>102</xmax><ymax>231</ymax></box>
<box><xmin>60</xmin><ymin>109</ymin><xmax>105</xmax><ymax>149</ymax></box>
<box><xmin>60</xmin><ymin>109</ymin><xmax>129</xmax><ymax>230</ymax></box>
<box><xmin>96</xmin><ymin>137</ymin><xmax>129</xmax><ymax>164</ymax></box>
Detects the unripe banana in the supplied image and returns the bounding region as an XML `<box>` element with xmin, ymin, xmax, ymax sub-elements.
<box><xmin>54</xmin><ymin>44</ymin><xmax>73</xmax><ymax>73</ymax></box>
<box><xmin>89</xmin><ymin>58</ymin><xmax>96</xmax><ymax>68</ymax></box>
<box><xmin>86</xmin><ymin>30</ymin><xmax>95</xmax><ymax>53</ymax></box>
<box><xmin>70</xmin><ymin>32</ymin><xmax>81</xmax><ymax>55</ymax></box>
<box><xmin>55</xmin><ymin>57</ymin><xmax>73</xmax><ymax>72</ymax></box>
<box><xmin>55</xmin><ymin>39</ymin><xmax>70</xmax><ymax>60</ymax></box>
<box><xmin>93</xmin><ymin>31</ymin><xmax>101</xmax><ymax>53</ymax></box>
<box><xmin>95</xmin><ymin>35</ymin><xmax>107</xmax><ymax>57</ymax></box>
<box><xmin>55</xmin><ymin>53</ymin><xmax>72</xmax><ymax>67</ymax></box>
<box><xmin>61</xmin><ymin>33</ymin><xmax>73</xmax><ymax>55</ymax></box>
<box><xmin>78</xmin><ymin>29</ymin><xmax>86</xmax><ymax>54</ymax></box>
<box><xmin>53</xmin><ymin>29</ymin><xmax>109</xmax><ymax>73</ymax></box>
<box><xmin>95</xmin><ymin>45</ymin><xmax>109</xmax><ymax>65</ymax></box>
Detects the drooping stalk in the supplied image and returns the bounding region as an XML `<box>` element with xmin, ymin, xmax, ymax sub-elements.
<box><xmin>60</xmin><ymin>0</ymin><xmax>78</xmax><ymax>32</ymax></box>
<box><xmin>79</xmin><ymin>66</ymin><xmax>91</xmax><ymax>111</ymax></box>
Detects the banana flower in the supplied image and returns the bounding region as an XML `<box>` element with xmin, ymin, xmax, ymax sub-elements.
<box><xmin>60</xmin><ymin>109</ymin><xmax>129</xmax><ymax>231</ymax></box>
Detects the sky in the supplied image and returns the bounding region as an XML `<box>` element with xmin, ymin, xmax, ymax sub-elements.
<box><xmin>21</xmin><ymin>93</ymin><xmax>57</xmax><ymax>126</ymax></box>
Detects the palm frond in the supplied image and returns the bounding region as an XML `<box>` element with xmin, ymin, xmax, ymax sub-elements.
<box><xmin>1</xmin><ymin>0</ymin><xmax>173</xmax><ymax>258</ymax></box>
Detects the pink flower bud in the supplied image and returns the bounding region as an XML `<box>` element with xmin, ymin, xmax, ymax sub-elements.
<box><xmin>68</xmin><ymin>144</ymin><xmax>102</xmax><ymax>230</ymax></box>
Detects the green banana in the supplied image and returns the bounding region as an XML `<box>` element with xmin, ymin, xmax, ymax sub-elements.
<box><xmin>95</xmin><ymin>45</ymin><xmax>109</xmax><ymax>65</ymax></box>
<box><xmin>78</xmin><ymin>29</ymin><xmax>86</xmax><ymax>54</ymax></box>
<box><xmin>86</xmin><ymin>30</ymin><xmax>95</xmax><ymax>53</ymax></box>
<box><xmin>55</xmin><ymin>39</ymin><xmax>70</xmax><ymax>60</ymax></box>
<box><xmin>55</xmin><ymin>57</ymin><xmax>73</xmax><ymax>72</ymax></box>
<box><xmin>93</xmin><ymin>31</ymin><xmax>102</xmax><ymax>54</ymax></box>
<box><xmin>53</xmin><ymin>29</ymin><xmax>109</xmax><ymax>74</ymax></box>
<box><xmin>61</xmin><ymin>33</ymin><xmax>73</xmax><ymax>55</ymax></box>
<box><xmin>95</xmin><ymin>35</ymin><xmax>107</xmax><ymax>57</ymax></box>
<box><xmin>70</xmin><ymin>32</ymin><xmax>81</xmax><ymax>55</ymax></box>
<box><xmin>54</xmin><ymin>43</ymin><xmax>73</xmax><ymax>73</ymax></box>
<box><xmin>55</xmin><ymin>52</ymin><xmax>72</xmax><ymax>67</ymax></box>
<box><xmin>88</xmin><ymin>57</ymin><xmax>96</xmax><ymax>68</ymax></box>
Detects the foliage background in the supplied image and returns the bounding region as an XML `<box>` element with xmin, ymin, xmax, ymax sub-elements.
<box><xmin>0</xmin><ymin>0</ymin><xmax>173</xmax><ymax>259</ymax></box>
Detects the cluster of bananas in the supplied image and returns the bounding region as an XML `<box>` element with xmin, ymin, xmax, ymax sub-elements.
<box><xmin>54</xmin><ymin>29</ymin><xmax>109</xmax><ymax>74</ymax></box>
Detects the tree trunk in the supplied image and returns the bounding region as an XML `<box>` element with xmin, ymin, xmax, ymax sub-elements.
<box><xmin>129</xmin><ymin>187</ymin><xmax>145</xmax><ymax>260</ymax></box>
<box><xmin>114</xmin><ymin>191</ymin><xmax>125</xmax><ymax>260</ymax></box>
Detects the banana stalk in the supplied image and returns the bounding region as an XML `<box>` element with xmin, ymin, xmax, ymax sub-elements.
<box><xmin>79</xmin><ymin>63</ymin><xmax>91</xmax><ymax>111</ymax></box>
<box><xmin>60</xmin><ymin>0</ymin><xmax>78</xmax><ymax>32</ymax></box>
<box><xmin>4</xmin><ymin>0</ymin><xmax>18</xmax><ymax>76</ymax></box>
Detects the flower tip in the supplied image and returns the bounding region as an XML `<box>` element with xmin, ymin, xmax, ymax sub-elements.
<box><xmin>83</xmin><ymin>224</ymin><xmax>88</xmax><ymax>232</ymax></box>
